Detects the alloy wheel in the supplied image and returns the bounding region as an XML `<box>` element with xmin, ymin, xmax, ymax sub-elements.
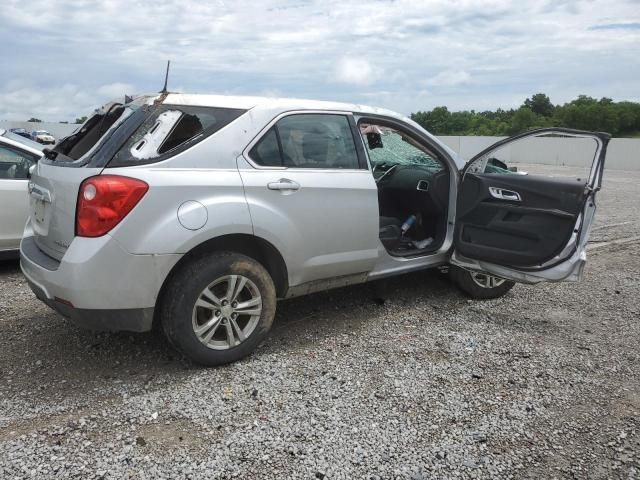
<box><xmin>191</xmin><ymin>275</ymin><xmax>262</xmax><ymax>350</ymax></box>
<box><xmin>469</xmin><ymin>271</ymin><xmax>506</xmax><ymax>289</ymax></box>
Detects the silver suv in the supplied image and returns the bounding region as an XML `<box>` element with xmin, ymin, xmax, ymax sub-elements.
<box><xmin>20</xmin><ymin>93</ymin><xmax>609</xmax><ymax>365</ymax></box>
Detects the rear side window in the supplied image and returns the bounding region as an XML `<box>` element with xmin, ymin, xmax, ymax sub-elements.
<box><xmin>249</xmin><ymin>114</ymin><xmax>360</xmax><ymax>169</ymax></box>
<box><xmin>110</xmin><ymin>106</ymin><xmax>246</xmax><ymax>166</ymax></box>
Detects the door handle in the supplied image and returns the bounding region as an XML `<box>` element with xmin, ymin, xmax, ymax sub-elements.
<box><xmin>267</xmin><ymin>179</ymin><xmax>300</xmax><ymax>191</ymax></box>
<box><xmin>489</xmin><ymin>186</ymin><xmax>521</xmax><ymax>202</ymax></box>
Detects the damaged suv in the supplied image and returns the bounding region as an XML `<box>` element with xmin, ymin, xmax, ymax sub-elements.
<box><xmin>21</xmin><ymin>93</ymin><xmax>609</xmax><ymax>365</ymax></box>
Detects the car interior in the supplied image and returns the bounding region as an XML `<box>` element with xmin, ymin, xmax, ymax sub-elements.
<box><xmin>359</xmin><ymin>123</ymin><xmax>450</xmax><ymax>257</ymax></box>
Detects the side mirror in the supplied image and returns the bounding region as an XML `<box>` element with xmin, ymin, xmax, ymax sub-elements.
<box><xmin>366</xmin><ymin>132</ymin><xmax>383</xmax><ymax>149</ymax></box>
<box><xmin>487</xmin><ymin>157</ymin><xmax>508</xmax><ymax>170</ymax></box>
<box><xmin>28</xmin><ymin>164</ymin><xmax>36</xmax><ymax>179</ymax></box>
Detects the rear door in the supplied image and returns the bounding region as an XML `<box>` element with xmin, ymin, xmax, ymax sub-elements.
<box><xmin>239</xmin><ymin>112</ymin><xmax>379</xmax><ymax>286</ymax></box>
<box><xmin>451</xmin><ymin>128</ymin><xmax>610</xmax><ymax>283</ymax></box>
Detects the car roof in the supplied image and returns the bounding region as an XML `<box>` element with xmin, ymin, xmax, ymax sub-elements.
<box><xmin>0</xmin><ymin>129</ymin><xmax>45</xmax><ymax>154</ymax></box>
<box><xmin>162</xmin><ymin>93</ymin><xmax>407</xmax><ymax>121</ymax></box>
<box><xmin>156</xmin><ymin>92</ymin><xmax>461</xmax><ymax>166</ymax></box>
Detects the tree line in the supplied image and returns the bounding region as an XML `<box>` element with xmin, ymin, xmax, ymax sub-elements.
<box><xmin>410</xmin><ymin>94</ymin><xmax>640</xmax><ymax>137</ymax></box>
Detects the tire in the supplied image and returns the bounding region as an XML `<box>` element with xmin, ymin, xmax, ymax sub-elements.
<box><xmin>449</xmin><ymin>266</ymin><xmax>515</xmax><ymax>300</ymax></box>
<box><xmin>160</xmin><ymin>251</ymin><xmax>277</xmax><ymax>366</ymax></box>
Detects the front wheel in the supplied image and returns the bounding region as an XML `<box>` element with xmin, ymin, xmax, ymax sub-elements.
<box><xmin>449</xmin><ymin>266</ymin><xmax>515</xmax><ymax>300</ymax></box>
<box><xmin>160</xmin><ymin>252</ymin><xmax>277</xmax><ymax>366</ymax></box>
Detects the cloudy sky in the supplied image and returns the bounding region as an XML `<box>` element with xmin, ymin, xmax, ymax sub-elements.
<box><xmin>1</xmin><ymin>0</ymin><xmax>639</xmax><ymax>121</ymax></box>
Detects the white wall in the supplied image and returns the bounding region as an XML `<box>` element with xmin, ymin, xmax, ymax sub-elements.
<box><xmin>438</xmin><ymin>135</ymin><xmax>639</xmax><ymax>171</ymax></box>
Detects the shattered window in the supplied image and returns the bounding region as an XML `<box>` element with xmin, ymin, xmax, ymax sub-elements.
<box><xmin>361</xmin><ymin>125</ymin><xmax>444</xmax><ymax>173</ymax></box>
<box><xmin>110</xmin><ymin>105</ymin><xmax>246</xmax><ymax>165</ymax></box>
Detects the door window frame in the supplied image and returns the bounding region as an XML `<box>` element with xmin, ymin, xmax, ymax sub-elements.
<box><xmin>242</xmin><ymin>111</ymin><xmax>369</xmax><ymax>171</ymax></box>
<box><xmin>462</xmin><ymin>127</ymin><xmax>609</xmax><ymax>190</ymax></box>
<box><xmin>354</xmin><ymin>113</ymin><xmax>461</xmax><ymax>260</ymax></box>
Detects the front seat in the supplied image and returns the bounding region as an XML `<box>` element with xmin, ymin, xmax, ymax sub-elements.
<box><xmin>379</xmin><ymin>216</ymin><xmax>402</xmax><ymax>249</ymax></box>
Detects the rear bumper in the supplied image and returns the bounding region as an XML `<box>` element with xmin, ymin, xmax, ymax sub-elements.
<box><xmin>20</xmin><ymin>233</ymin><xmax>182</xmax><ymax>332</ymax></box>
<box><xmin>26</xmin><ymin>278</ymin><xmax>154</xmax><ymax>332</ymax></box>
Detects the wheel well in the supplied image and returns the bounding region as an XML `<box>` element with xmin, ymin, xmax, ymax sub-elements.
<box><xmin>176</xmin><ymin>234</ymin><xmax>287</xmax><ymax>296</ymax></box>
<box><xmin>155</xmin><ymin>234</ymin><xmax>289</xmax><ymax>323</ymax></box>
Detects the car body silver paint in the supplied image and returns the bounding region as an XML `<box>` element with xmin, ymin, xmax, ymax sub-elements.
<box><xmin>238</xmin><ymin>110</ymin><xmax>380</xmax><ymax>286</ymax></box>
<box><xmin>106</xmin><ymin>167</ymin><xmax>254</xmax><ymax>255</ymax></box>
<box><xmin>20</xmin><ymin>224</ymin><xmax>181</xmax><ymax>309</ymax></box>
<box><xmin>177</xmin><ymin>200</ymin><xmax>208</xmax><ymax>230</ymax></box>
<box><xmin>30</xmin><ymin>161</ymin><xmax>104</xmax><ymax>260</ymax></box>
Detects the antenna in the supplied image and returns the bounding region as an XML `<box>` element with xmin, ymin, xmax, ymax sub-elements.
<box><xmin>160</xmin><ymin>60</ymin><xmax>170</xmax><ymax>94</ymax></box>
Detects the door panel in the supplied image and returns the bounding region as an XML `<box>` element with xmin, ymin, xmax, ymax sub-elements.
<box><xmin>238</xmin><ymin>161</ymin><xmax>379</xmax><ymax>286</ymax></box>
<box><xmin>452</xmin><ymin>128</ymin><xmax>610</xmax><ymax>283</ymax></box>
<box><xmin>456</xmin><ymin>173</ymin><xmax>587</xmax><ymax>267</ymax></box>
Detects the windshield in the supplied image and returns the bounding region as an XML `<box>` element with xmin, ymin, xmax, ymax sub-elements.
<box><xmin>361</xmin><ymin>125</ymin><xmax>443</xmax><ymax>172</ymax></box>
<box><xmin>35</xmin><ymin>131</ymin><xmax>50</xmax><ymax>135</ymax></box>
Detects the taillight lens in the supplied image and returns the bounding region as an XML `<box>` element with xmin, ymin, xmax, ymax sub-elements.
<box><xmin>76</xmin><ymin>175</ymin><xmax>148</xmax><ymax>237</ymax></box>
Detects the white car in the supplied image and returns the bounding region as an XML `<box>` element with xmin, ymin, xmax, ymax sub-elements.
<box><xmin>31</xmin><ymin>129</ymin><xmax>55</xmax><ymax>145</ymax></box>
<box><xmin>0</xmin><ymin>130</ymin><xmax>43</xmax><ymax>259</ymax></box>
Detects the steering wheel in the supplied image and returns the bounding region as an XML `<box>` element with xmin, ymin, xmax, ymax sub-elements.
<box><xmin>375</xmin><ymin>164</ymin><xmax>398</xmax><ymax>184</ymax></box>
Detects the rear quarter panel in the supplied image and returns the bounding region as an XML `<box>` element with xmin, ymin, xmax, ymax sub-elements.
<box><xmin>107</xmin><ymin>167</ymin><xmax>253</xmax><ymax>255</ymax></box>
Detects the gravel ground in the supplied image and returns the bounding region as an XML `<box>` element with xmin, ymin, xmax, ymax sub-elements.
<box><xmin>1</xmin><ymin>166</ymin><xmax>639</xmax><ymax>479</ymax></box>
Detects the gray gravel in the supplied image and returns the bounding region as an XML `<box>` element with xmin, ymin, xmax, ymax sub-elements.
<box><xmin>1</xmin><ymin>166</ymin><xmax>639</xmax><ymax>479</ymax></box>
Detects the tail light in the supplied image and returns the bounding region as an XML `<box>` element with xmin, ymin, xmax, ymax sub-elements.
<box><xmin>76</xmin><ymin>175</ymin><xmax>148</xmax><ymax>237</ymax></box>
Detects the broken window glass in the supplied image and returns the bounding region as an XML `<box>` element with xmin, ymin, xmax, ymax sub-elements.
<box><xmin>110</xmin><ymin>106</ymin><xmax>246</xmax><ymax>166</ymax></box>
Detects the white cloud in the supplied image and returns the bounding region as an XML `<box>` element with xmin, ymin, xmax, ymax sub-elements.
<box><xmin>426</xmin><ymin>70</ymin><xmax>472</xmax><ymax>87</ymax></box>
<box><xmin>0</xmin><ymin>0</ymin><xmax>638</xmax><ymax>120</ymax></box>
<box><xmin>334</xmin><ymin>57</ymin><xmax>378</xmax><ymax>86</ymax></box>
<box><xmin>96</xmin><ymin>82</ymin><xmax>136</xmax><ymax>99</ymax></box>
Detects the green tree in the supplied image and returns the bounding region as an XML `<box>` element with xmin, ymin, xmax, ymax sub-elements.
<box><xmin>75</xmin><ymin>116</ymin><xmax>88</xmax><ymax>124</ymax></box>
<box><xmin>509</xmin><ymin>107</ymin><xmax>540</xmax><ymax>134</ymax></box>
<box><xmin>524</xmin><ymin>93</ymin><xmax>554</xmax><ymax>117</ymax></box>
<box><xmin>27</xmin><ymin>117</ymin><xmax>42</xmax><ymax>122</ymax></box>
<box><xmin>410</xmin><ymin>94</ymin><xmax>639</xmax><ymax>137</ymax></box>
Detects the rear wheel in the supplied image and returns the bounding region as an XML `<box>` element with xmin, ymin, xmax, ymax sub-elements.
<box><xmin>449</xmin><ymin>266</ymin><xmax>515</xmax><ymax>300</ymax></box>
<box><xmin>161</xmin><ymin>252</ymin><xmax>276</xmax><ymax>366</ymax></box>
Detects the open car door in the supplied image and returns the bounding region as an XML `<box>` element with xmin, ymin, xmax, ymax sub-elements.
<box><xmin>451</xmin><ymin>128</ymin><xmax>610</xmax><ymax>284</ymax></box>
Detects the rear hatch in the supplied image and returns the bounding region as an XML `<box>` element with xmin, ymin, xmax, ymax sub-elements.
<box><xmin>29</xmin><ymin>95</ymin><xmax>157</xmax><ymax>260</ymax></box>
